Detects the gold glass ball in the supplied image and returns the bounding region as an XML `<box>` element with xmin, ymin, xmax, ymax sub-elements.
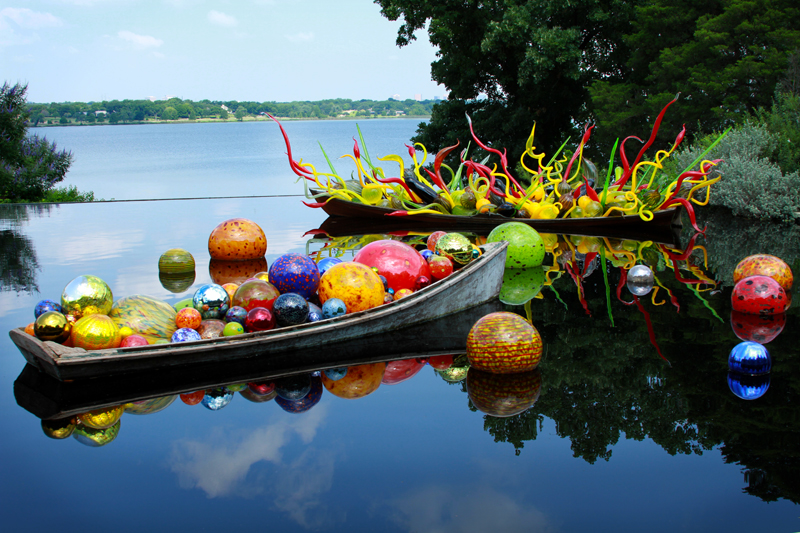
<box><xmin>71</xmin><ymin>314</ymin><xmax>121</xmax><ymax>350</ymax></box>
<box><xmin>41</xmin><ymin>417</ymin><xmax>76</xmax><ymax>439</ymax></box>
<box><xmin>61</xmin><ymin>275</ymin><xmax>113</xmax><ymax>319</ymax></box>
<box><xmin>79</xmin><ymin>405</ymin><xmax>124</xmax><ymax>429</ymax></box>
<box><xmin>34</xmin><ymin>311</ymin><xmax>72</xmax><ymax>343</ymax></box>
<box><xmin>434</xmin><ymin>233</ymin><xmax>475</xmax><ymax>265</ymax></box>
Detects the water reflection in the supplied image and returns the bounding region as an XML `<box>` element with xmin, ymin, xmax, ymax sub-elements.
<box><xmin>0</xmin><ymin>204</ymin><xmax>52</xmax><ymax>294</ymax></box>
<box><xmin>10</xmin><ymin>216</ymin><xmax>800</xmax><ymax>514</ymax></box>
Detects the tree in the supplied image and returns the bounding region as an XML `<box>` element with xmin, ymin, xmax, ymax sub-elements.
<box><xmin>235</xmin><ymin>106</ymin><xmax>247</xmax><ymax>121</ymax></box>
<box><xmin>589</xmin><ymin>0</ymin><xmax>800</xmax><ymax>152</ymax></box>
<box><xmin>376</xmin><ymin>0</ymin><xmax>637</xmax><ymax>157</ymax></box>
<box><xmin>0</xmin><ymin>83</ymin><xmax>73</xmax><ymax>202</ymax></box>
<box><xmin>162</xmin><ymin>106</ymin><xmax>178</xmax><ymax>121</ymax></box>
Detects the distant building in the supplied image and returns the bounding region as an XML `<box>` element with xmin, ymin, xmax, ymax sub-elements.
<box><xmin>94</xmin><ymin>110</ymin><xmax>107</xmax><ymax>116</ymax></box>
<box><xmin>146</xmin><ymin>96</ymin><xmax>157</xmax><ymax>102</ymax></box>
<box><xmin>434</xmin><ymin>96</ymin><xmax>442</xmax><ymax>101</ymax></box>
<box><xmin>392</xmin><ymin>93</ymin><xmax>401</xmax><ymax>100</ymax></box>
<box><xmin>414</xmin><ymin>94</ymin><xmax>422</xmax><ymax>101</ymax></box>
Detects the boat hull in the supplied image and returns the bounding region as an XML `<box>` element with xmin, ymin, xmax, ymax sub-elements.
<box><xmin>10</xmin><ymin>242</ymin><xmax>508</xmax><ymax>382</ymax></box>
<box><xmin>317</xmin><ymin>195</ymin><xmax>683</xmax><ymax>244</ymax></box>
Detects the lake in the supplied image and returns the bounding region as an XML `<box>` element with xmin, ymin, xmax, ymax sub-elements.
<box><xmin>2</xmin><ymin>120</ymin><xmax>799</xmax><ymax>532</ymax></box>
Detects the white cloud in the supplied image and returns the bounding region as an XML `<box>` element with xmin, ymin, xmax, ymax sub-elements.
<box><xmin>117</xmin><ymin>30</ymin><xmax>163</xmax><ymax>49</ymax></box>
<box><xmin>285</xmin><ymin>32</ymin><xmax>313</xmax><ymax>43</ymax></box>
<box><xmin>170</xmin><ymin>406</ymin><xmax>327</xmax><ymax>498</ymax></box>
<box><xmin>0</xmin><ymin>8</ymin><xmax>63</xmax><ymax>29</ymax></box>
<box><xmin>208</xmin><ymin>10</ymin><xmax>237</xmax><ymax>28</ymax></box>
<box><xmin>388</xmin><ymin>485</ymin><xmax>557</xmax><ymax>533</ymax></box>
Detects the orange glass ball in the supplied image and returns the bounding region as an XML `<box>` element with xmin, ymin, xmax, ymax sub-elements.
<box><xmin>321</xmin><ymin>362</ymin><xmax>385</xmax><ymax>399</ymax></box>
<box><xmin>208</xmin><ymin>218</ymin><xmax>267</xmax><ymax>261</ymax></box>
<box><xmin>318</xmin><ymin>262</ymin><xmax>385</xmax><ymax>314</ymax></box>
<box><xmin>734</xmin><ymin>254</ymin><xmax>793</xmax><ymax>293</ymax></box>
<box><xmin>467</xmin><ymin>312</ymin><xmax>542</xmax><ymax>373</ymax></box>
<box><xmin>467</xmin><ymin>368</ymin><xmax>542</xmax><ymax>417</ymax></box>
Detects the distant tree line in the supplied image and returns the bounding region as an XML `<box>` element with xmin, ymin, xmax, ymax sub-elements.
<box><xmin>27</xmin><ymin>97</ymin><xmax>436</xmax><ymax>126</ymax></box>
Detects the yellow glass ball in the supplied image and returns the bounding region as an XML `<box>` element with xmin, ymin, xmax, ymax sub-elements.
<box><xmin>71</xmin><ymin>314</ymin><xmax>121</xmax><ymax>350</ymax></box>
<box><xmin>34</xmin><ymin>311</ymin><xmax>72</xmax><ymax>343</ymax></box>
<box><xmin>61</xmin><ymin>275</ymin><xmax>113</xmax><ymax>319</ymax></box>
<box><xmin>79</xmin><ymin>405</ymin><xmax>124</xmax><ymax>429</ymax></box>
<box><xmin>41</xmin><ymin>417</ymin><xmax>76</xmax><ymax>439</ymax></box>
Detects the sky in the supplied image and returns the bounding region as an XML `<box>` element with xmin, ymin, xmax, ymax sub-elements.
<box><xmin>0</xmin><ymin>0</ymin><xmax>446</xmax><ymax>104</ymax></box>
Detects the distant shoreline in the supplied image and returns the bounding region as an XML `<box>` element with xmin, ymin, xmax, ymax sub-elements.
<box><xmin>31</xmin><ymin>114</ymin><xmax>432</xmax><ymax>128</ymax></box>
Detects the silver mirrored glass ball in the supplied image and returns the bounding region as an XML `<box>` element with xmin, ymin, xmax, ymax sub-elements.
<box><xmin>627</xmin><ymin>264</ymin><xmax>655</xmax><ymax>296</ymax></box>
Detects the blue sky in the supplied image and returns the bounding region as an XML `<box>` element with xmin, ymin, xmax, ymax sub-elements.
<box><xmin>1</xmin><ymin>1</ymin><xmax>445</xmax><ymax>104</ymax></box>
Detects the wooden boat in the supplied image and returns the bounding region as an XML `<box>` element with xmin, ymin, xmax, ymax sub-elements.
<box><xmin>15</xmin><ymin>299</ymin><xmax>503</xmax><ymax>421</ymax></box>
<box><xmin>315</xmin><ymin>194</ymin><xmax>684</xmax><ymax>244</ymax></box>
<box><xmin>10</xmin><ymin>242</ymin><xmax>508</xmax><ymax>382</ymax></box>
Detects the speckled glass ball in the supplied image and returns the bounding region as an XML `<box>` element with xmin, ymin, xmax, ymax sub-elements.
<box><xmin>394</xmin><ymin>288</ymin><xmax>414</xmax><ymax>300</ymax></box>
<box><xmin>322</xmin><ymin>298</ymin><xmax>347</xmax><ymax>319</ymax></box>
<box><xmin>317</xmin><ymin>257</ymin><xmax>343</xmax><ymax>277</ymax></box>
<box><xmin>201</xmin><ymin>388</ymin><xmax>233</xmax><ymax>410</ymax></box>
<box><xmin>192</xmin><ymin>283</ymin><xmax>230</xmax><ymax>319</ymax></box>
<box><xmin>627</xmin><ymin>265</ymin><xmax>655</xmax><ymax>296</ymax></box>
<box><xmin>175</xmin><ymin>307</ymin><xmax>202</xmax><ymax>330</ymax></box>
<box><xmin>61</xmin><ymin>275</ymin><xmax>113</xmax><ymax>319</ymax></box>
<box><xmin>486</xmin><ymin>223</ymin><xmax>545</xmax><ymax>268</ymax></box>
<box><xmin>728</xmin><ymin>341</ymin><xmax>772</xmax><ymax>375</ymax></box>
<box><xmin>171</xmin><ymin>327</ymin><xmax>202</xmax><ymax>343</ymax></box>
<box><xmin>34</xmin><ymin>299</ymin><xmax>62</xmax><ymax>319</ymax></box>
<box><xmin>244</xmin><ymin>307</ymin><xmax>276</xmax><ymax>332</ymax></box>
<box><xmin>268</xmin><ymin>253</ymin><xmax>320</xmax><ymax>300</ymax></box>
<box><xmin>273</xmin><ymin>293</ymin><xmax>309</xmax><ymax>327</ymax></box>
<box><xmin>324</xmin><ymin>367</ymin><xmax>348</xmax><ymax>381</ymax></box>
<box><xmin>225</xmin><ymin>305</ymin><xmax>248</xmax><ymax>325</ymax></box>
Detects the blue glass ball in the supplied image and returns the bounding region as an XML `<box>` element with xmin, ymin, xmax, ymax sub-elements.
<box><xmin>274</xmin><ymin>374</ymin><xmax>312</xmax><ymax>400</ymax></box>
<box><xmin>420</xmin><ymin>249</ymin><xmax>434</xmax><ymax>261</ymax></box>
<box><xmin>324</xmin><ymin>367</ymin><xmax>348</xmax><ymax>381</ymax></box>
<box><xmin>728</xmin><ymin>341</ymin><xmax>772</xmax><ymax>375</ymax></box>
<box><xmin>192</xmin><ymin>283</ymin><xmax>230</xmax><ymax>319</ymax></box>
<box><xmin>268</xmin><ymin>253</ymin><xmax>320</xmax><ymax>300</ymax></box>
<box><xmin>202</xmin><ymin>388</ymin><xmax>234</xmax><ymax>410</ymax></box>
<box><xmin>317</xmin><ymin>257</ymin><xmax>343</xmax><ymax>277</ymax></box>
<box><xmin>307</xmin><ymin>302</ymin><xmax>323</xmax><ymax>322</ymax></box>
<box><xmin>172</xmin><ymin>327</ymin><xmax>202</xmax><ymax>343</ymax></box>
<box><xmin>275</xmin><ymin>375</ymin><xmax>323</xmax><ymax>414</ymax></box>
<box><xmin>273</xmin><ymin>293</ymin><xmax>309</xmax><ymax>327</ymax></box>
<box><xmin>225</xmin><ymin>305</ymin><xmax>248</xmax><ymax>325</ymax></box>
<box><xmin>322</xmin><ymin>298</ymin><xmax>347</xmax><ymax>319</ymax></box>
<box><xmin>34</xmin><ymin>299</ymin><xmax>63</xmax><ymax>319</ymax></box>
<box><xmin>727</xmin><ymin>372</ymin><xmax>770</xmax><ymax>401</ymax></box>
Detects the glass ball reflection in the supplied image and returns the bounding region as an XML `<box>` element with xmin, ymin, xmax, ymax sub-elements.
<box><xmin>727</xmin><ymin>372</ymin><xmax>770</xmax><ymax>400</ymax></box>
<box><xmin>728</xmin><ymin>341</ymin><xmax>772</xmax><ymax>375</ymax></box>
<box><xmin>627</xmin><ymin>265</ymin><xmax>655</xmax><ymax>296</ymax></box>
<box><xmin>202</xmin><ymin>388</ymin><xmax>234</xmax><ymax>410</ymax></box>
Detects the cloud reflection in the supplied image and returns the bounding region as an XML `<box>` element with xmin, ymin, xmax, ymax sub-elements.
<box><xmin>388</xmin><ymin>485</ymin><xmax>555</xmax><ymax>533</ymax></box>
<box><xmin>170</xmin><ymin>406</ymin><xmax>340</xmax><ymax>528</ymax></box>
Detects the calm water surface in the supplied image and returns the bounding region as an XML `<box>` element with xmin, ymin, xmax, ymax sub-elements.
<box><xmin>2</xmin><ymin>121</ymin><xmax>800</xmax><ymax>532</ymax></box>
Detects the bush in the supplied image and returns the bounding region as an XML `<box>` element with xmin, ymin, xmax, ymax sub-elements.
<box><xmin>0</xmin><ymin>82</ymin><xmax>76</xmax><ymax>202</ymax></box>
<box><xmin>671</xmin><ymin>122</ymin><xmax>800</xmax><ymax>222</ymax></box>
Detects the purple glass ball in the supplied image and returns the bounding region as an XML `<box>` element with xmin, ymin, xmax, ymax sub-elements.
<box><xmin>225</xmin><ymin>305</ymin><xmax>248</xmax><ymax>325</ymax></box>
<box><xmin>172</xmin><ymin>327</ymin><xmax>202</xmax><ymax>343</ymax></box>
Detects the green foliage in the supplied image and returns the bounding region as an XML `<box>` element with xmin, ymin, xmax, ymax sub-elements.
<box><xmin>376</xmin><ymin>0</ymin><xmax>636</xmax><ymax>157</ymax></box>
<box><xmin>43</xmin><ymin>185</ymin><xmax>97</xmax><ymax>203</ymax></box>
<box><xmin>755</xmin><ymin>90</ymin><xmax>800</xmax><ymax>175</ymax></box>
<box><xmin>235</xmin><ymin>106</ymin><xmax>247</xmax><ymax>121</ymax></box>
<box><xmin>590</xmin><ymin>0</ymin><xmax>800</xmax><ymax>153</ymax></box>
